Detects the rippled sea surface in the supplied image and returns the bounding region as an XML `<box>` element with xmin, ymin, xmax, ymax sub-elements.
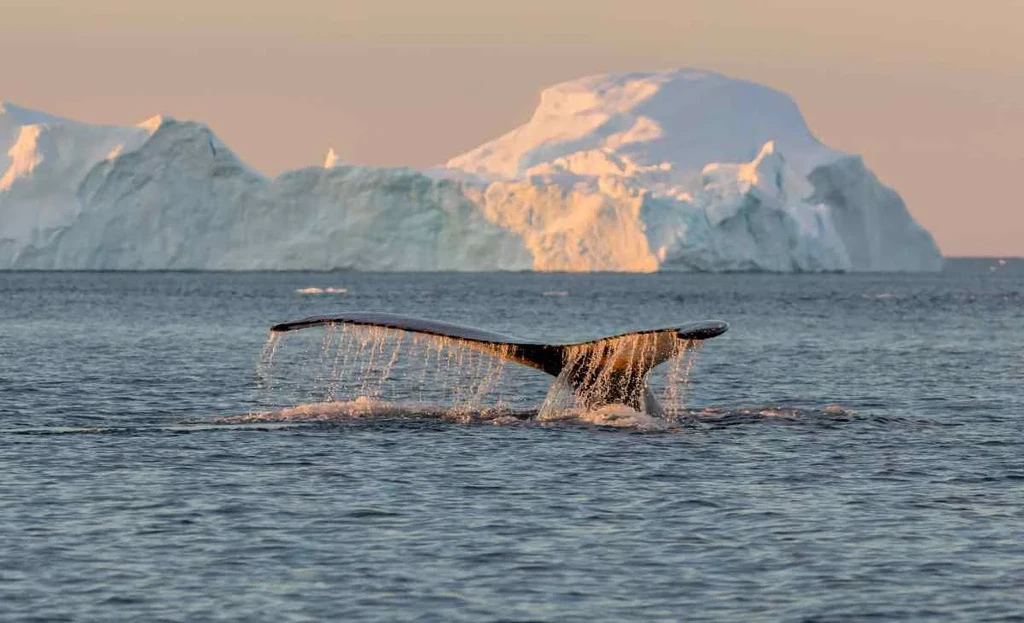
<box><xmin>2</xmin><ymin>260</ymin><xmax>1023</xmax><ymax>621</ymax></box>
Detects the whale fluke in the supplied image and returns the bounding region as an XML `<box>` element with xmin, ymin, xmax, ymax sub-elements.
<box><xmin>270</xmin><ymin>312</ymin><xmax>727</xmax><ymax>415</ymax></box>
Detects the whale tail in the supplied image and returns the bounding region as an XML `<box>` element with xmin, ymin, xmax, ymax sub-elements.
<box><xmin>270</xmin><ymin>312</ymin><xmax>728</xmax><ymax>415</ymax></box>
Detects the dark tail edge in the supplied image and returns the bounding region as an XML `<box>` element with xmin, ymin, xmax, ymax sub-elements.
<box><xmin>270</xmin><ymin>311</ymin><xmax>727</xmax><ymax>345</ymax></box>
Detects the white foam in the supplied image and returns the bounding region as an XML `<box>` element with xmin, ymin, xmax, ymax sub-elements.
<box><xmin>576</xmin><ymin>404</ymin><xmax>669</xmax><ymax>431</ymax></box>
<box><xmin>295</xmin><ymin>287</ymin><xmax>348</xmax><ymax>295</ymax></box>
<box><xmin>216</xmin><ymin>398</ymin><xmax>530</xmax><ymax>425</ymax></box>
<box><xmin>217</xmin><ymin>398</ymin><xmax>677</xmax><ymax>430</ymax></box>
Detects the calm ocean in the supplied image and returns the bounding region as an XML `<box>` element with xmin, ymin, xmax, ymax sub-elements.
<box><xmin>2</xmin><ymin>260</ymin><xmax>1022</xmax><ymax>621</ymax></box>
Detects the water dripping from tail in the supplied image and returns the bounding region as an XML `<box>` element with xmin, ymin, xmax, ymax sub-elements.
<box><xmin>249</xmin><ymin>312</ymin><xmax>728</xmax><ymax>425</ymax></box>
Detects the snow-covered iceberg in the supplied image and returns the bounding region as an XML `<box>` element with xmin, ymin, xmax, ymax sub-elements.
<box><xmin>0</xmin><ymin>70</ymin><xmax>941</xmax><ymax>271</ymax></box>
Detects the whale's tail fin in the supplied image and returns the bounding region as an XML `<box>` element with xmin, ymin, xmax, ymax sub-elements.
<box><xmin>270</xmin><ymin>312</ymin><xmax>728</xmax><ymax>415</ymax></box>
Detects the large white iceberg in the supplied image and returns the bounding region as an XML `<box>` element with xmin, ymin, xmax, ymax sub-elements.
<box><xmin>0</xmin><ymin>69</ymin><xmax>941</xmax><ymax>271</ymax></box>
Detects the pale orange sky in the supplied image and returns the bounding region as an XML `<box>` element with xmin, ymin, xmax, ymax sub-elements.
<box><xmin>2</xmin><ymin>0</ymin><xmax>1022</xmax><ymax>256</ymax></box>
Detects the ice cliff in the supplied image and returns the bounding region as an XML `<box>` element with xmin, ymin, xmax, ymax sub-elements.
<box><xmin>0</xmin><ymin>70</ymin><xmax>941</xmax><ymax>271</ymax></box>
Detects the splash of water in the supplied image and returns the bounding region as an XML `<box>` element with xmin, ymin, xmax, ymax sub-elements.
<box><xmin>256</xmin><ymin>332</ymin><xmax>282</xmax><ymax>381</ymax></box>
<box><xmin>254</xmin><ymin>331</ymin><xmax>283</xmax><ymax>408</ymax></box>
<box><xmin>660</xmin><ymin>340</ymin><xmax>703</xmax><ymax>415</ymax></box>
<box><xmin>538</xmin><ymin>333</ymin><xmax>701</xmax><ymax>419</ymax></box>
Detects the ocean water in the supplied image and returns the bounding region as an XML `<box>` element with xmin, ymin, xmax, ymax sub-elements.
<box><xmin>1</xmin><ymin>260</ymin><xmax>1022</xmax><ymax>621</ymax></box>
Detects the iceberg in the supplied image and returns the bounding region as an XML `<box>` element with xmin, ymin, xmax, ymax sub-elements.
<box><xmin>0</xmin><ymin>70</ymin><xmax>941</xmax><ymax>271</ymax></box>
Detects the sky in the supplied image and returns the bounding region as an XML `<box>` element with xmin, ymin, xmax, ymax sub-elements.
<box><xmin>2</xmin><ymin>0</ymin><xmax>1022</xmax><ymax>256</ymax></box>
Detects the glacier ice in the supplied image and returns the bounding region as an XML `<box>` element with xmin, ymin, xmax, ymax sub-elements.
<box><xmin>0</xmin><ymin>70</ymin><xmax>942</xmax><ymax>271</ymax></box>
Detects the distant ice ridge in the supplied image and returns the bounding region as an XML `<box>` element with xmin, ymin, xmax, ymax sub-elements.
<box><xmin>0</xmin><ymin>70</ymin><xmax>941</xmax><ymax>271</ymax></box>
<box><xmin>0</xmin><ymin>104</ymin><xmax>528</xmax><ymax>270</ymax></box>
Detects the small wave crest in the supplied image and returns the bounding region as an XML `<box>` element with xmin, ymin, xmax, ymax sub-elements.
<box><xmin>692</xmin><ymin>404</ymin><xmax>860</xmax><ymax>426</ymax></box>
